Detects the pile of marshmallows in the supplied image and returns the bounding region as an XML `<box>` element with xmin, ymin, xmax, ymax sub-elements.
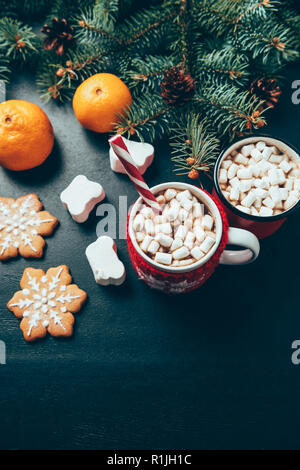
<box><xmin>219</xmin><ymin>141</ymin><xmax>300</xmax><ymax>217</ymax></box>
<box><xmin>133</xmin><ymin>188</ymin><xmax>217</xmax><ymax>267</ymax></box>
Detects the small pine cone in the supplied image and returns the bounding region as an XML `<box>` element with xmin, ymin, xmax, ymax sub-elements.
<box><xmin>186</xmin><ymin>157</ymin><xmax>195</xmax><ymax>165</ymax></box>
<box><xmin>188</xmin><ymin>169</ymin><xmax>199</xmax><ymax>179</ymax></box>
<box><xmin>250</xmin><ymin>78</ymin><xmax>282</xmax><ymax>110</ymax></box>
<box><xmin>41</xmin><ymin>18</ymin><xmax>75</xmax><ymax>56</ymax></box>
<box><xmin>161</xmin><ymin>67</ymin><xmax>196</xmax><ymax>106</ymax></box>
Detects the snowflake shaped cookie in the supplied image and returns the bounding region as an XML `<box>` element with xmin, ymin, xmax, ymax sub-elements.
<box><xmin>0</xmin><ymin>194</ymin><xmax>58</xmax><ymax>260</ymax></box>
<box><xmin>7</xmin><ymin>265</ymin><xmax>87</xmax><ymax>341</ymax></box>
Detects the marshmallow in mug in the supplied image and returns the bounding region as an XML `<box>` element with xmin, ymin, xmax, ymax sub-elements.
<box><xmin>219</xmin><ymin>141</ymin><xmax>300</xmax><ymax>217</ymax></box>
<box><xmin>132</xmin><ymin>188</ymin><xmax>217</xmax><ymax>267</ymax></box>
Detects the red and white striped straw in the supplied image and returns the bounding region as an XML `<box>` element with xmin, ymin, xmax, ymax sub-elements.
<box><xmin>109</xmin><ymin>134</ymin><xmax>162</xmax><ymax>213</ymax></box>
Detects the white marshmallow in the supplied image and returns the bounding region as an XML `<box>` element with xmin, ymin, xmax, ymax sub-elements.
<box><xmin>155</xmin><ymin>233</ymin><xmax>173</xmax><ymax>248</ymax></box>
<box><xmin>279</xmin><ymin>159</ymin><xmax>292</xmax><ymax>173</ymax></box>
<box><xmin>135</xmin><ymin>232</ymin><xmax>145</xmax><ymax>243</ymax></box>
<box><xmin>239</xmin><ymin>179</ymin><xmax>253</xmax><ymax>193</ymax></box>
<box><xmin>269</xmin><ymin>186</ymin><xmax>281</xmax><ymax>205</ymax></box>
<box><xmin>193</xmin><ymin>202</ymin><xmax>203</xmax><ymax>218</ymax></box>
<box><xmin>237</xmin><ymin>167</ymin><xmax>252</xmax><ymax>179</ymax></box>
<box><xmin>199</xmin><ymin>236</ymin><xmax>215</xmax><ymax>253</ymax></box>
<box><xmin>222</xmin><ymin>159</ymin><xmax>232</xmax><ymax>169</ymax></box>
<box><xmin>170</xmin><ymin>238</ymin><xmax>183</xmax><ymax>252</ymax></box>
<box><xmin>234</xmin><ymin>153</ymin><xmax>249</xmax><ymax>165</ymax></box>
<box><xmin>219</xmin><ymin>168</ymin><xmax>228</xmax><ymax>184</ymax></box>
<box><xmin>154</xmin><ymin>252</ymin><xmax>172</xmax><ymax>265</ymax></box>
<box><xmin>230</xmin><ymin>176</ymin><xmax>240</xmax><ymax>187</ymax></box>
<box><xmin>284</xmin><ymin>195</ymin><xmax>298</xmax><ymax>210</ymax></box>
<box><xmin>251</xmin><ymin>148</ymin><xmax>262</xmax><ymax>161</ymax></box>
<box><xmin>279</xmin><ymin>187</ymin><xmax>288</xmax><ymax>200</ymax></box>
<box><xmin>178</xmin><ymin>208</ymin><xmax>189</xmax><ymax>222</ymax></box>
<box><xmin>133</xmin><ymin>213</ymin><xmax>144</xmax><ymax>231</ymax></box>
<box><xmin>144</xmin><ymin>219</ymin><xmax>155</xmax><ymax>235</ymax></box>
<box><xmin>262</xmin><ymin>197</ymin><xmax>275</xmax><ymax>209</ymax></box>
<box><xmin>148</xmin><ymin>240</ymin><xmax>160</xmax><ymax>254</ymax></box>
<box><xmin>166</xmin><ymin>205</ymin><xmax>179</xmax><ymax>221</ymax></box>
<box><xmin>141</xmin><ymin>206</ymin><xmax>154</xmax><ymax>219</ymax></box>
<box><xmin>202</xmin><ymin>214</ymin><xmax>213</xmax><ymax>231</ymax></box>
<box><xmin>173</xmin><ymin>246</ymin><xmax>190</xmax><ymax>260</ymax></box>
<box><xmin>269</xmin><ymin>154</ymin><xmax>283</xmax><ymax>164</ymax></box>
<box><xmin>260</xmin><ymin>206</ymin><xmax>273</xmax><ymax>217</ymax></box>
<box><xmin>194</xmin><ymin>226</ymin><xmax>205</xmax><ymax>242</ymax></box>
<box><xmin>191</xmin><ymin>246</ymin><xmax>205</xmax><ymax>260</ymax></box>
<box><xmin>256</xmin><ymin>141</ymin><xmax>266</xmax><ymax>151</ymax></box>
<box><xmin>294</xmin><ymin>179</ymin><xmax>300</xmax><ymax>191</ymax></box>
<box><xmin>236</xmin><ymin>205</ymin><xmax>251</xmax><ymax>214</ymax></box>
<box><xmin>254</xmin><ymin>188</ymin><xmax>268</xmax><ymax>199</ymax></box>
<box><xmin>175</xmin><ymin>225</ymin><xmax>187</xmax><ymax>240</ymax></box>
<box><xmin>164</xmin><ymin>188</ymin><xmax>177</xmax><ymax>201</ymax></box>
<box><xmin>184</xmin><ymin>231</ymin><xmax>195</xmax><ymax>250</ymax></box>
<box><xmin>261</xmin><ymin>147</ymin><xmax>272</xmax><ymax>160</ymax></box>
<box><xmin>241</xmin><ymin>192</ymin><xmax>256</xmax><ymax>208</ymax></box>
<box><xmin>85</xmin><ymin>236</ymin><xmax>125</xmax><ymax>286</ymax></box>
<box><xmin>229</xmin><ymin>187</ymin><xmax>239</xmax><ymax>201</ymax></box>
<box><xmin>156</xmin><ymin>222</ymin><xmax>172</xmax><ymax>234</ymax></box>
<box><xmin>228</xmin><ymin>163</ymin><xmax>238</xmax><ymax>179</ymax></box>
<box><xmin>176</xmin><ymin>190</ymin><xmax>192</xmax><ymax>201</ymax></box>
<box><xmin>141</xmin><ymin>235</ymin><xmax>153</xmax><ymax>252</ymax></box>
<box><xmin>180</xmin><ymin>197</ymin><xmax>193</xmax><ymax>212</ymax></box>
<box><xmin>241</xmin><ymin>144</ymin><xmax>254</xmax><ymax>157</ymax></box>
<box><xmin>60</xmin><ymin>175</ymin><xmax>105</xmax><ymax>223</ymax></box>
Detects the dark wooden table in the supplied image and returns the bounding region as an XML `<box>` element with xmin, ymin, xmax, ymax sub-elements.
<box><xmin>0</xmin><ymin>66</ymin><xmax>300</xmax><ymax>450</ymax></box>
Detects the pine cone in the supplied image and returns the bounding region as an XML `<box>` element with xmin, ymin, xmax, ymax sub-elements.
<box><xmin>161</xmin><ymin>67</ymin><xmax>196</xmax><ymax>106</ymax></box>
<box><xmin>41</xmin><ymin>18</ymin><xmax>75</xmax><ymax>56</ymax></box>
<box><xmin>250</xmin><ymin>78</ymin><xmax>282</xmax><ymax>110</ymax></box>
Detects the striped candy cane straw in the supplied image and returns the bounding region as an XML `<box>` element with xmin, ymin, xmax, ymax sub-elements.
<box><xmin>109</xmin><ymin>134</ymin><xmax>162</xmax><ymax>213</ymax></box>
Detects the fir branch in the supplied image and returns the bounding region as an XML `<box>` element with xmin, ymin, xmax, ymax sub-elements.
<box><xmin>0</xmin><ymin>18</ymin><xmax>40</xmax><ymax>63</ymax></box>
<box><xmin>114</xmin><ymin>94</ymin><xmax>174</xmax><ymax>142</ymax></box>
<box><xmin>194</xmin><ymin>83</ymin><xmax>266</xmax><ymax>139</ymax></box>
<box><xmin>170</xmin><ymin>114</ymin><xmax>220</xmax><ymax>182</ymax></box>
<box><xmin>195</xmin><ymin>47</ymin><xmax>250</xmax><ymax>87</ymax></box>
<box><xmin>126</xmin><ymin>54</ymin><xmax>179</xmax><ymax>92</ymax></box>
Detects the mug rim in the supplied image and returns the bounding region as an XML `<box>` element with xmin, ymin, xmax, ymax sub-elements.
<box><xmin>128</xmin><ymin>182</ymin><xmax>223</xmax><ymax>273</ymax></box>
<box><xmin>213</xmin><ymin>134</ymin><xmax>300</xmax><ymax>222</ymax></box>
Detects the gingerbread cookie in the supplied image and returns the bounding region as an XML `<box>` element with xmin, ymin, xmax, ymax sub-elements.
<box><xmin>7</xmin><ymin>265</ymin><xmax>87</xmax><ymax>342</ymax></box>
<box><xmin>0</xmin><ymin>194</ymin><xmax>58</xmax><ymax>260</ymax></box>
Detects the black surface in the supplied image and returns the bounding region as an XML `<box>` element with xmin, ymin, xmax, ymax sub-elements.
<box><xmin>0</xmin><ymin>68</ymin><xmax>300</xmax><ymax>450</ymax></box>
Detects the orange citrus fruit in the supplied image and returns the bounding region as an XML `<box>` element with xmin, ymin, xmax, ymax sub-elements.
<box><xmin>0</xmin><ymin>100</ymin><xmax>54</xmax><ymax>171</ymax></box>
<box><xmin>72</xmin><ymin>73</ymin><xmax>132</xmax><ymax>133</ymax></box>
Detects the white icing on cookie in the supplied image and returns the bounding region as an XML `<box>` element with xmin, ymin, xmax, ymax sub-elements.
<box><xmin>0</xmin><ymin>196</ymin><xmax>54</xmax><ymax>256</ymax></box>
<box><xmin>9</xmin><ymin>268</ymin><xmax>80</xmax><ymax>337</ymax></box>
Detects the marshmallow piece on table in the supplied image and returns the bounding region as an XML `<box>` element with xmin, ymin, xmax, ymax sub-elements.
<box><xmin>85</xmin><ymin>236</ymin><xmax>126</xmax><ymax>286</ymax></box>
<box><xmin>109</xmin><ymin>137</ymin><xmax>154</xmax><ymax>175</ymax></box>
<box><xmin>60</xmin><ymin>175</ymin><xmax>105</xmax><ymax>223</ymax></box>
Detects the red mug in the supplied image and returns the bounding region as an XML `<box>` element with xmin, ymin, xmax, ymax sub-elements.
<box><xmin>213</xmin><ymin>135</ymin><xmax>300</xmax><ymax>239</ymax></box>
<box><xmin>127</xmin><ymin>182</ymin><xmax>260</xmax><ymax>294</ymax></box>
